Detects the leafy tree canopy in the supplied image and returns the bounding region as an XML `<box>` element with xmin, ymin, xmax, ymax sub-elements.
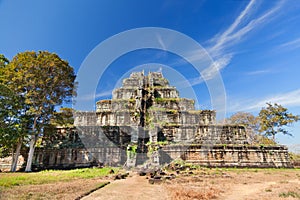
<box><xmin>258</xmin><ymin>103</ymin><xmax>299</xmax><ymax>140</ymax></box>
<box><xmin>1</xmin><ymin>51</ymin><xmax>76</xmax><ymax>171</ymax></box>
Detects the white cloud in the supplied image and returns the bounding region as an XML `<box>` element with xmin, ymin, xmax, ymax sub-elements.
<box><xmin>156</xmin><ymin>34</ymin><xmax>167</xmax><ymax>50</ymax></box>
<box><xmin>246</xmin><ymin>69</ymin><xmax>270</xmax><ymax>75</ymax></box>
<box><xmin>170</xmin><ymin>1</ymin><xmax>284</xmax><ymax>87</ymax></box>
<box><xmin>95</xmin><ymin>90</ymin><xmax>113</xmax><ymax>98</ymax></box>
<box><xmin>228</xmin><ymin>89</ymin><xmax>300</xmax><ymax>112</ymax></box>
<box><xmin>77</xmin><ymin>90</ymin><xmax>112</xmax><ymax>101</ymax></box>
<box><xmin>173</xmin><ymin>54</ymin><xmax>232</xmax><ymax>87</ymax></box>
<box><xmin>278</xmin><ymin>37</ymin><xmax>300</xmax><ymax>50</ymax></box>
<box><xmin>209</xmin><ymin>0</ymin><xmax>257</xmax><ymax>57</ymax></box>
<box><xmin>201</xmin><ymin>54</ymin><xmax>232</xmax><ymax>81</ymax></box>
<box><xmin>209</xmin><ymin>1</ymin><xmax>283</xmax><ymax>57</ymax></box>
<box><xmin>193</xmin><ymin>0</ymin><xmax>285</xmax><ymax>87</ymax></box>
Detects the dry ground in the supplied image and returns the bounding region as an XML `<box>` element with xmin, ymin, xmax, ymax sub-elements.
<box><xmin>1</xmin><ymin>168</ymin><xmax>299</xmax><ymax>200</ymax></box>
<box><xmin>0</xmin><ymin>178</ymin><xmax>110</xmax><ymax>200</ymax></box>
<box><xmin>165</xmin><ymin>168</ymin><xmax>300</xmax><ymax>200</ymax></box>
<box><xmin>83</xmin><ymin>168</ymin><xmax>300</xmax><ymax>200</ymax></box>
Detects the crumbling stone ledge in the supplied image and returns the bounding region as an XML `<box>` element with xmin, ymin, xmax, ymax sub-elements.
<box><xmin>162</xmin><ymin>144</ymin><xmax>292</xmax><ymax>168</ymax></box>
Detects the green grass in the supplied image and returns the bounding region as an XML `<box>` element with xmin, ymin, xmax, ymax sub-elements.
<box><xmin>279</xmin><ymin>191</ymin><xmax>300</xmax><ymax>198</ymax></box>
<box><xmin>220</xmin><ymin>167</ymin><xmax>300</xmax><ymax>173</ymax></box>
<box><xmin>0</xmin><ymin>167</ymin><xmax>118</xmax><ymax>188</ymax></box>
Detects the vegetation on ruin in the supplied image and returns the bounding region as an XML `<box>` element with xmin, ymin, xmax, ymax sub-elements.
<box><xmin>154</xmin><ymin>97</ymin><xmax>180</xmax><ymax>103</ymax></box>
<box><xmin>149</xmin><ymin>86</ymin><xmax>164</xmax><ymax>90</ymax></box>
<box><xmin>167</xmin><ymin>109</ymin><xmax>178</xmax><ymax>114</ymax></box>
<box><xmin>148</xmin><ymin>107</ymin><xmax>168</xmax><ymax>111</ymax></box>
<box><xmin>187</xmin><ymin>110</ymin><xmax>203</xmax><ymax>114</ymax></box>
<box><xmin>126</xmin><ymin>144</ymin><xmax>138</xmax><ymax>158</ymax></box>
<box><xmin>145</xmin><ymin>141</ymin><xmax>169</xmax><ymax>156</ymax></box>
<box><xmin>110</xmin><ymin>98</ymin><xmax>135</xmax><ymax>103</ymax></box>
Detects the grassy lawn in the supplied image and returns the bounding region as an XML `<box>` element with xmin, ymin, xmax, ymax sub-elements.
<box><xmin>0</xmin><ymin>167</ymin><xmax>119</xmax><ymax>200</ymax></box>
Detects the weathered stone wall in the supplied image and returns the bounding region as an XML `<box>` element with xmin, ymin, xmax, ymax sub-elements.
<box><xmin>74</xmin><ymin>111</ymin><xmax>97</xmax><ymax>126</ymax></box>
<box><xmin>162</xmin><ymin>145</ymin><xmax>292</xmax><ymax>168</ymax></box>
<box><xmin>154</xmin><ymin>87</ymin><xmax>179</xmax><ymax>98</ymax></box>
<box><xmin>152</xmin><ymin>98</ymin><xmax>194</xmax><ymax>111</ymax></box>
<box><xmin>156</xmin><ymin>125</ymin><xmax>247</xmax><ymax>144</ymax></box>
<box><xmin>97</xmin><ymin>111</ymin><xmax>137</xmax><ymax>126</ymax></box>
<box><xmin>32</xmin><ymin>144</ymin><xmax>291</xmax><ymax>169</ymax></box>
<box><xmin>33</xmin><ymin>147</ymin><xmax>126</xmax><ymax>169</ymax></box>
<box><xmin>112</xmin><ymin>88</ymin><xmax>138</xmax><ymax>99</ymax></box>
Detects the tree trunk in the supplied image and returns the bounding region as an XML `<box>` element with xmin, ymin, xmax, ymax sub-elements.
<box><xmin>25</xmin><ymin>135</ymin><xmax>37</xmax><ymax>172</ymax></box>
<box><xmin>25</xmin><ymin>116</ymin><xmax>38</xmax><ymax>172</ymax></box>
<box><xmin>10</xmin><ymin>147</ymin><xmax>15</xmax><ymax>172</ymax></box>
<box><xmin>11</xmin><ymin>138</ymin><xmax>23</xmax><ymax>172</ymax></box>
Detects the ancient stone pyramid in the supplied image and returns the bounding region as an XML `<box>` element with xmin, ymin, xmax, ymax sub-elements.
<box><xmin>34</xmin><ymin>71</ymin><xmax>291</xmax><ymax>169</ymax></box>
<box><xmin>95</xmin><ymin>71</ymin><xmax>247</xmax><ymax>147</ymax></box>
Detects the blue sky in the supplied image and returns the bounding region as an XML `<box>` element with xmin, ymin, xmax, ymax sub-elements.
<box><xmin>1</xmin><ymin>0</ymin><xmax>300</xmax><ymax>151</ymax></box>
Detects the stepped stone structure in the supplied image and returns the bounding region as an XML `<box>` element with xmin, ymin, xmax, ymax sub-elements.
<box><xmin>92</xmin><ymin>71</ymin><xmax>248</xmax><ymax>145</ymax></box>
<box><xmin>32</xmin><ymin>71</ymin><xmax>291</xmax><ymax>169</ymax></box>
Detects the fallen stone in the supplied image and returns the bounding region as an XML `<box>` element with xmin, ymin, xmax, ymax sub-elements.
<box><xmin>148</xmin><ymin>178</ymin><xmax>163</xmax><ymax>184</ymax></box>
<box><xmin>153</xmin><ymin>175</ymin><xmax>162</xmax><ymax>180</ymax></box>
<box><xmin>139</xmin><ymin>172</ymin><xmax>146</xmax><ymax>176</ymax></box>
<box><xmin>114</xmin><ymin>174</ymin><xmax>122</xmax><ymax>180</ymax></box>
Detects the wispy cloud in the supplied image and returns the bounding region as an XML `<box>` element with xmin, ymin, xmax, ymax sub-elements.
<box><xmin>174</xmin><ymin>54</ymin><xmax>232</xmax><ymax>87</ymax></box>
<box><xmin>208</xmin><ymin>1</ymin><xmax>284</xmax><ymax>57</ymax></box>
<box><xmin>95</xmin><ymin>90</ymin><xmax>112</xmax><ymax>98</ymax></box>
<box><xmin>163</xmin><ymin>1</ymin><xmax>284</xmax><ymax>87</ymax></box>
<box><xmin>168</xmin><ymin>52</ymin><xmax>233</xmax><ymax>88</ymax></box>
<box><xmin>201</xmin><ymin>54</ymin><xmax>232</xmax><ymax>81</ymax></box>
<box><xmin>228</xmin><ymin>88</ymin><xmax>300</xmax><ymax>112</ymax></box>
<box><xmin>278</xmin><ymin>37</ymin><xmax>300</xmax><ymax>51</ymax></box>
<box><xmin>77</xmin><ymin>90</ymin><xmax>112</xmax><ymax>101</ymax></box>
<box><xmin>191</xmin><ymin>0</ymin><xmax>285</xmax><ymax>86</ymax></box>
<box><xmin>208</xmin><ymin>0</ymin><xmax>257</xmax><ymax>57</ymax></box>
<box><xmin>156</xmin><ymin>34</ymin><xmax>167</xmax><ymax>50</ymax></box>
<box><xmin>246</xmin><ymin>69</ymin><xmax>270</xmax><ymax>75</ymax></box>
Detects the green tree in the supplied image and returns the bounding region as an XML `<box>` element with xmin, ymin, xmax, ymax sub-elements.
<box><xmin>50</xmin><ymin>107</ymin><xmax>75</xmax><ymax>128</ymax></box>
<box><xmin>258</xmin><ymin>103</ymin><xmax>299</xmax><ymax>141</ymax></box>
<box><xmin>0</xmin><ymin>54</ymin><xmax>9</xmax><ymax>67</ymax></box>
<box><xmin>0</xmin><ymin>54</ymin><xmax>31</xmax><ymax>171</ymax></box>
<box><xmin>40</xmin><ymin>107</ymin><xmax>75</xmax><ymax>148</ymax></box>
<box><xmin>3</xmin><ymin>51</ymin><xmax>76</xmax><ymax>172</ymax></box>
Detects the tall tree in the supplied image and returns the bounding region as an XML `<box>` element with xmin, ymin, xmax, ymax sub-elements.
<box><xmin>258</xmin><ymin>103</ymin><xmax>299</xmax><ymax>141</ymax></box>
<box><xmin>3</xmin><ymin>51</ymin><xmax>76</xmax><ymax>171</ymax></box>
<box><xmin>0</xmin><ymin>54</ymin><xmax>27</xmax><ymax>171</ymax></box>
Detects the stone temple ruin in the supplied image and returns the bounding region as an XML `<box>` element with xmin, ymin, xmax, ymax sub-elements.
<box><xmin>33</xmin><ymin>71</ymin><xmax>291</xmax><ymax>169</ymax></box>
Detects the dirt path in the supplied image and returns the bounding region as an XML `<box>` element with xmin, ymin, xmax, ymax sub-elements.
<box><xmin>82</xmin><ymin>174</ymin><xmax>168</xmax><ymax>200</ymax></box>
